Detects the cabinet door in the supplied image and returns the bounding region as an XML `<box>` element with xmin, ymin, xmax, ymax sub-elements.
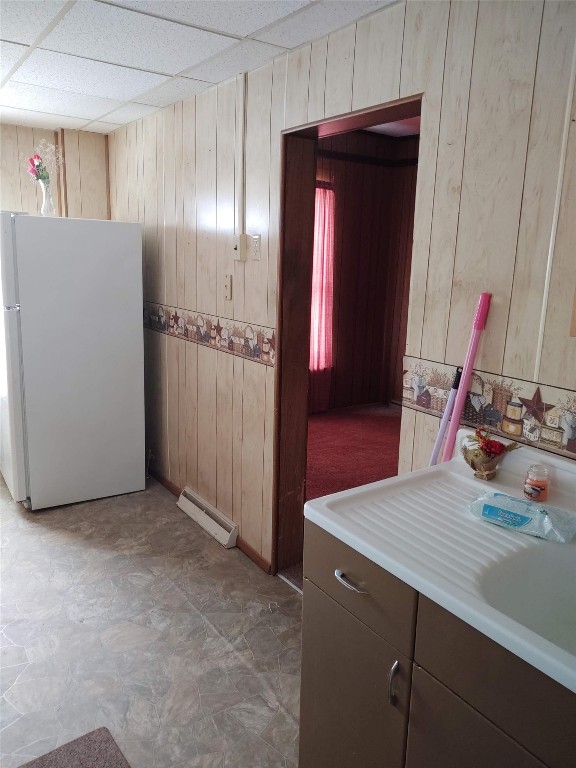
<box><xmin>406</xmin><ymin>666</ymin><xmax>547</xmax><ymax>768</ymax></box>
<box><xmin>299</xmin><ymin>579</ymin><xmax>411</xmax><ymax>768</ymax></box>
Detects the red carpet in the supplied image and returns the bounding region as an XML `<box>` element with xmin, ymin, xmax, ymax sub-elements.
<box><xmin>306</xmin><ymin>404</ymin><xmax>401</xmax><ymax>500</ymax></box>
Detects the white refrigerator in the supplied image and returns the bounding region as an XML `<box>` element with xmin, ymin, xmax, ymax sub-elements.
<box><xmin>0</xmin><ymin>212</ymin><xmax>145</xmax><ymax>510</ymax></box>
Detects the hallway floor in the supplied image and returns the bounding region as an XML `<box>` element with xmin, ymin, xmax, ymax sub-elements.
<box><xmin>0</xmin><ymin>479</ymin><xmax>301</xmax><ymax>768</ymax></box>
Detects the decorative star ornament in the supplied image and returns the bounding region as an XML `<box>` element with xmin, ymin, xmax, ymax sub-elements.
<box><xmin>519</xmin><ymin>387</ymin><xmax>554</xmax><ymax>424</ymax></box>
<box><xmin>214</xmin><ymin>319</ymin><xmax>223</xmax><ymax>338</ymax></box>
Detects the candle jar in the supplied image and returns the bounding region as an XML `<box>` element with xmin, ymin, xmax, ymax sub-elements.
<box><xmin>524</xmin><ymin>463</ymin><xmax>549</xmax><ymax>502</ymax></box>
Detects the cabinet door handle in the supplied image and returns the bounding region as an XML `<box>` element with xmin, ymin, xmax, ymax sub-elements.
<box><xmin>387</xmin><ymin>660</ymin><xmax>399</xmax><ymax>705</ymax></box>
<box><xmin>334</xmin><ymin>569</ymin><xmax>368</xmax><ymax>594</ymax></box>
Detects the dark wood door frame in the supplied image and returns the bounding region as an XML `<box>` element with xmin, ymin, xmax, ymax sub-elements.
<box><xmin>273</xmin><ymin>97</ymin><xmax>422</xmax><ymax>574</ymax></box>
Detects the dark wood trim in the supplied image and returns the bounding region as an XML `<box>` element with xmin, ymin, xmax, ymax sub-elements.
<box><xmin>317</xmin><ymin>149</ymin><xmax>418</xmax><ymax>167</ymax></box>
<box><xmin>288</xmin><ymin>95</ymin><xmax>421</xmax><ymax>140</ymax></box>
<box><xmin>274</xmin><ymin>134</ymin><xmax>318</xmax><ymax>571</ymax></box>
<box><xmin>57</xmin><ymin>128</ymin><xmax>68</xmax><ymax>218</ymax></box>
<box><xmin>237</xmin><ymin>537</ymin><xmax>271</xmax><ymax>574</ymax></box>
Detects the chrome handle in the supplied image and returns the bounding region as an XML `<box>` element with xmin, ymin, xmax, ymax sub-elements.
<box><xmin>387</xmin><ymin>660</ymin><xmax>399</xmax><ymax>705</ymax></box>
<box><xmin>3</xmin><ymin>305</ymin><xmax>20</xmax><ymax>312</ymax></box>
<box><xmin>334</xmin><ymin>569</ymin><xmax>368</xmax><ymax>594</ymax></box>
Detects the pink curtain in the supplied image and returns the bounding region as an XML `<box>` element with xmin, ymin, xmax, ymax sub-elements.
<box><xmin>309</xmin><ymin>186</ymin><xmax>335</xmax><ymax>413</ymax></box>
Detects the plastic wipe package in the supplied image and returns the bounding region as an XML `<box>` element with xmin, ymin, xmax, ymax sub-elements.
<box><xmin>469</xmin><ymin>493</ymin><xmax>576</xmax><ymax>544</ymax></box>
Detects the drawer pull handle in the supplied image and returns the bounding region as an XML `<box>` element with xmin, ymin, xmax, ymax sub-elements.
<box><xmin>387</xmin><ymin>660</ymin><xmax>399</xmax><ymax>705</ymax></box>
<box><xmin>334</xmin><ymin>569</ymin><xmax>368</xmax><ymax>594</ymax></box>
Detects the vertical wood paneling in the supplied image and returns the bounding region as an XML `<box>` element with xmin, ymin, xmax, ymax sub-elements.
<box><xmin>420</xmin><ymin>0</ymin><xmax>478</xmax><ymax>361</ymax></box>
<box><xmin>108</xmin><ymin>131</ymin><xmax>117</xmax><ymax>219</ymax></box>
<box><xmin>539</xmin><ymin>79</ymin><xmax>576</xmax><ymax>388</ymax></box>
<box><xmin>163</xmin><ymin>105</ymin><xmax>177</xmax><ymax>307</ymax></box>
<box><xmin>233</xmin><ymin>75</ymin><xmax>246</xmax><ymax>322</ymax></box>
<box><xmin>216</xmin><ymin>80</ymin><xmax>237</xmax><ymax>319</ymax></box>
<box><xmin>178</xmin><ymin>334</ymin><xmax>187</xmax><ymax>486</ymax></box>
<box><xmin>232</xmin><ymin>356</ymin><xmax>244</xmax><ymax>526</ymax></box>
<box><xmin>216</xmin><ymin>351</ymin><xmax>234</xmax><ymax>518</ymax></box>
<box><xmin>142</xmin><ymin>114</ymin><xmax>158</xmax><ymax>301</ymax></box>
<box><xmin>155</xmin><ymin>113</ymin><xmax>165</xmax><ymax>304</ymax></box>
<box><xmin>245</xmin><ymin>64</ymin><xmax>273</xmax><ymax>326</ymax></box>
<box><xmin>185</xmin><ymin>341</ymin><xmax>198</xmax><ymax>490</ymax></box>
<box><xmin>411</xmin><ymin>411</ymin><xmax>439</xmax><ymax>471</ymax></box>
<box><xmin>63</xmin><ymin>130</ymin><xmax>82</xmax><ymax>218</ymax></box>
<box><xmin>0</xmin><ymin>124</ymin><xmax>22</xmax><ymax>211</ymax></box>
<box><xmin>402</xmin><ymin>0</ymin><xmax>450</xmax><ymax>358</ymax></box>
<box><xmin>17</xmin><ymin>126</ymin><xmax>37</xmax><ymax>215</ymax></box>
<box><xmin>261</xmin><ymin>365</ymin><xmax>275</xmax><ymax>564</ymax></box>
<box><xmin>196</xmin><ymin>89</ymin><xmax>218</xmax><ymax>315</ymax></box>
<box><xmin>174</xmin><ymin>101</ymin><xmax>186</xmax><ymax>309</ymax></box>
<box><xmin>241</xmin><ymin>361</ymin><xmax>266</xmax><ymax>552</ymax></box>
<box><xmin>285</xmin><ymin>44</ymin><xmax>311</xmax><ymax>129</ymax></box>
<box><xmin>324</xmin><ymin>25</ymin><xmax>356</xmax><ymax>118</ymax></box>
<box><xmin>445</xmin><ymin>0</ymin><xmax>543</xmax><ymax>373</ymax></box>
<box><xmin>166</xmin><ymin>334</ymin><xmax>181</xmax><ymax>488</ymax></box>
<box><xmin>352</xmin><ymin>1</ymin><xmax>405</xmax><ymax>110</ymax></box>
<box><xmin>503</xmin><ymin>0</ymin><xmax>576</xmax><ymax>380</ymax></box>
<box><xmin>268</xmin><ymin>56</ymin><xmax>288</xmax><ymax>328</ymax></box>
<box><xmin>182</xmin><ymin>97</ymin><xmax>197</xmax><ymax>312</ymax></box>
<box><xmin>398</xmin><ymin>406</ymin><xmax>416</xmax><ymax>474</ymax></box>
<box><xmin>107</xmin><ymin>0</ymin><xmax>576</xmax><ymax>571</ymax></box>
<box><xmin>77</xmin><ymin>131</ymin><xmax>109</xmax><ymax>219</ymax></box>
<box><xmin>115</xmin><ymin>126</ymin><xmax>129</xmax><ymax>222</ymax></box>
<box><xmin>197</xmin><ymin>345</ymin><xmax>217</xmax><ymax>505</ymax></box>
<box><xmin>308</xmin><ymin>36</ymin><xmax>327</xmax><ymax>123</ymax></box>
<box><xmin>126</xmin><ymin>122</ymin><xmax>138</xmax><ymax>223</ymax></box>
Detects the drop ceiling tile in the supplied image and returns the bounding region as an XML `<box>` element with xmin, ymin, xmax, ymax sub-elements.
<box><xmin>0</xmin><ymin>41</ymin><xmax>28</xmax><ymax>80</ymax></box>
<box><xmin>81</xmin><ymin>121</ymin><xmax>121</xmax><ymax>134</ymax></box>
<box><xmin>99</xmin><ymin>103</ymin><xmax>159</xmax><ymax>125</ymax></box>
<box><xmin>253</xmin><ymin>0</ymin><xmax>393</xmax><ymax>48</ymax></box>
<box><xmin>12</xmin><ymin>49</ymin><xmax>168</xmax><ymax>101</ymax></box>
<box><xmin>182</xmin><ymin>40</ymin><xmax>286</xmax><ymax>83</ymax></box>
<box><xmin>0</xmin><ymin>81</ymin><xmax>122</xmax><ymax>119</ymax></box>
<box><xmin>0</xmin><ymin>106</ymin><xmax>89</xmax><ymax>130</ymax></box>
<box><xmin>41</xmin><ymin>0</ymin><xmax>237</xmax><ymax>76</ymax></box>
<box><xmin>135</xmin><ymin>77</ymin><xmax>210</xmax><ymax>107</ymax></box>
<box><xmin>108</xmin><ymin>0</ymin><xmax>311</xmax><ymax>37</ymax></box>
<box><xmin>0</xmin><ymin>0</ymin><xmax>68</xmax><ymax>45</ymax></box>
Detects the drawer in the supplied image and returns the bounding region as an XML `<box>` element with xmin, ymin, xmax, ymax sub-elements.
<box><xmin>415</xmin><ymin>597</ymin><xmax>576</xmax><ymax>768</ymax></box>
<box><xmin>303</xmin><ymin>520</ymin><xmax>417</xmax><ymax>657</ymax></box>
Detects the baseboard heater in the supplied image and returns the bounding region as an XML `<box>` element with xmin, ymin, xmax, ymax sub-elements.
<box><xmin>176</xmin><ymin>486</ymin><xmax>239</xmax><ymax>548</ymax></box>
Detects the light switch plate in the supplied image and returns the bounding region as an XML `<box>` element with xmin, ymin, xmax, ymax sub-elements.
<box><xmin>250</xmin><ymin>234</ymin><xmax>261</xmax><ymax>261</ymax></box>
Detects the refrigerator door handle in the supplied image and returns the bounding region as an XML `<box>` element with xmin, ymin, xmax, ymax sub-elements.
<box><xmin>4</xmin><ymin>305</ymin><xmax>20</xmax><ymax>311</ymax></box>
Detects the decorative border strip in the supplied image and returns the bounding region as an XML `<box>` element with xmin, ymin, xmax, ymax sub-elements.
<box><xmin>403</xmin><ymin>356</ymin><xmax>576</xmax><ymax>461</ymax></box>
<box><xmin>144</xmin><ymin>302</ymin><xmax>276</xmax><ymax>367</ymax></box>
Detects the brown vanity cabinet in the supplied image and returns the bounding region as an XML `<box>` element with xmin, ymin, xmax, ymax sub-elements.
<box><xmin>299</xmin><ymin>521</ymin><xmax>576</xmax><ymax>768</ymax></box>
<box><xmin>299</xmin><ymin>521</ymin><xmax>418</xmax><ymax>768</ymax></box>
<box><xmin>405</xmin><ymin>666</ymin><xmax>547</xmax><ymax>768</ymax></box>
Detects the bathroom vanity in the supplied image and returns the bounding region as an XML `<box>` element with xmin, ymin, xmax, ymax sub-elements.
<box><xmin>299</xmin><ymin>431</ymin><xmax>576</xmax><ymax>768</ymax></box>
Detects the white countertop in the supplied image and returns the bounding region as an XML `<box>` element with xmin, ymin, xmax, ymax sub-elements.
<box><xmin>304</xmin><ymin>429</ymin><xmax>576</xmax><ymax>693</ymax></box>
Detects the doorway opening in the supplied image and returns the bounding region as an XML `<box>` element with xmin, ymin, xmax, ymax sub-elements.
<box><xmin>274</xmin><ymin>98</ymin><xmax>421</xmax><ymax>582</ymax></box>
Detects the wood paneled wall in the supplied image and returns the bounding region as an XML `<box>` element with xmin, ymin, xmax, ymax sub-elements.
<box><xmin>0</xmin><ymin>123</ymin><xmax>109</xmax><ymax>220</ymax></box>
<box><xmin>109</xmin><ymin>0</ymin><xmax>576</xmax><ymax>568</ymax></box>
<box><xmin>0</xmin><ymin>124</ymin><xmax>63</xmax><ymax>215</ymax></box>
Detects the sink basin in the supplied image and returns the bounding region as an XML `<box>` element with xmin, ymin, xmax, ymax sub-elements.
<box><xmin>479</xmin><ymin>544</ymin><xmax>576</xmax><ymax>655</ymax></box>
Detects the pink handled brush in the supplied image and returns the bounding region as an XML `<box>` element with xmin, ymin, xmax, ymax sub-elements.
<box><xmin>441</xmin><ymin>293</ymin><xmax>492</xmax><ymax>462</ymax></box>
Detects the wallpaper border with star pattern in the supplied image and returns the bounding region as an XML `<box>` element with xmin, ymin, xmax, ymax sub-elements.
<box><xmin>143</xmin><ymin>302</ymin><xmax>276</xmax><ymax>367</ymax></box>
<box><xmin>403</xmin><ymin>356</ymin><xmax>576</xmax><ymax>461</ymax></box>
